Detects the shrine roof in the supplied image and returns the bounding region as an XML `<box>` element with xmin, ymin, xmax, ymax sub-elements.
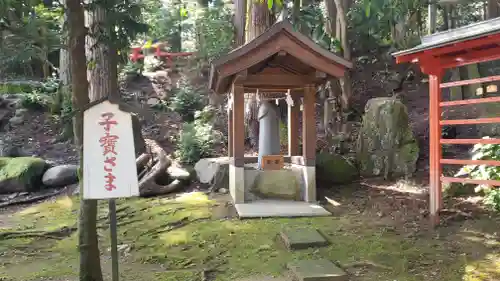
<box><xmin>393</xmin><ymin>18</ymin><xmax>500</xmax><ymax>66</ymax></box>
<box><xmin>209</xmin><ymin>20</ymin><xmax>352</xmax><ymax>94</ymax></box>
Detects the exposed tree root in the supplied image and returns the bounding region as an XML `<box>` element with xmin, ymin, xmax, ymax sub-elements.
<box><xmin>138</xmin><ymin>139</ymin><xmax>186</xmax><ymax>197</ymax></box>
<box><xmin>0</xmin><ymin>226</ymin><xmax>76</xmax><ymax>240</ymax></box>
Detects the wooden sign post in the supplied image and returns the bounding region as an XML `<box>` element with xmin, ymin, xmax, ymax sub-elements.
<box><xmin>83</xmin><ymin>99</ymin><xmax>139</xmax><ymax>281</ymax></box>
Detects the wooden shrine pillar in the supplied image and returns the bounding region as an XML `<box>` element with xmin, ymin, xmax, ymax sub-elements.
<box><xmin>429</xmin><ymin>71</ymin><xmax>443</xmax><ymax>226</ymax></box>
<box><xmin>302</xmin><ymin>85</ymin><xmax>316</xmax><ymax>166</ymax></box>
<box><xmin>227</xmin><ymin>94</ymin><xmax>233</xmax><ymax>157</ymax></box>
<box><xmin>302</xmin><ymin>84</ymin><xmax>317</xmax><ymax>203</ymax></box>
<box><xmin>288</xmin><ymin>95</ymin><xmax>300</xmax><ymax>156</ymax></box>
<box><xmin>232</xmin><ymin>84</ymin><xmax>245</xmax><ymax>166</ymax></box>
<box><xmin>229</xmin><ymin>83</ymin><xmax>245</xmax><ymax>203</ymax></box>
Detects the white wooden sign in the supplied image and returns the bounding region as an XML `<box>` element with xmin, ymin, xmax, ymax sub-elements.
<box><xmin>83</xmin><ymin>100</ymin><xmax>139</xmax><ymax>199</ymax></box>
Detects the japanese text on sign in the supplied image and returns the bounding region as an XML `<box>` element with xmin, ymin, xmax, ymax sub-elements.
<box><xmin>99</xmin><ymin>112</ymin><xmax>119</xmax><ymax>192</ymax></box>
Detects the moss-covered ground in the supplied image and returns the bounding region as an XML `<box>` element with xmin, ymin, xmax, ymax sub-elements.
<box><xmin>0</xmin><ymin>183</ymin><xmax>499</xmax><ymax>281</ymax></box>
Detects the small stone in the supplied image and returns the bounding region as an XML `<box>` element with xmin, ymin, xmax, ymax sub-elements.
<box><xmin>219</xmin><ymin>188</ymin><xmax>228</xmax><ymax>194</ymax></box>
<box><xmin>8</xmin><ymin>116</ymin><xmax>24</xmax><ymax>126</ymax></box>
<box><xmin>279</xmin><ymin>229</ymin><xmax>329</xmax><ymax>250</ymax></box>
<box><xmin>167</xmin><ymin>166</ymin><xmax>191</xmax><ymax>181</ymax></box>
<box><xmin>42</xmin><ymin>164</ymin><xmax>79</xmax><ymax>187</ymax></box>
<box><xmin>287</xmin><ymin>259</ymin><xmax>347</xmax><ymax>281</ymax></box>
<box><xmin>14</xmin><ymin>108</ymin><xmax>27</xmax><ymax>116</ymax></box>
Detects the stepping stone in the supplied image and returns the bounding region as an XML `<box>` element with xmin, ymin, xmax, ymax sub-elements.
<box><xmin>279</xmin><ymin>228</ymin><xmax>329</xmax><ymax>250</ymax></box>
<box><xmin>287</xmin><ymin>259</ymin><xmax>347</xmax><ymax>281</ymax></box>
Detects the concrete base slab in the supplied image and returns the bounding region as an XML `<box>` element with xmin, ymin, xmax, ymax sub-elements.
<box><xmin>279</xmin><ymin>229</ymin><xmax>329</xmax><ymax>250</ymax></box>
<box><xmin>235</xmin><ymin>200</ymin><xmax>331</xmax><ymax>218</ymax></box>
<box><xmin>287</xmin><ymin>259</ymin><xmax>347</xmax><ymax>281</ymax></box>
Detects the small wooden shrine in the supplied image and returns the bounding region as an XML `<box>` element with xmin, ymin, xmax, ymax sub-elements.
<box><xmin>209</xmin><ymin>21</ymin><xmax>352</xmax><ymax>212</ymax></box>
<box><xmin>394</xmin><ymin>18</ymin><xmax>500</xmax><ymax>225</ymax></box>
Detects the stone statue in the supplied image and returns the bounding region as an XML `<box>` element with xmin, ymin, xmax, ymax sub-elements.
<box><xmin>257</xmin><ymin>100</ymin><xmax>281</xmax><ymax>168</ymax></box>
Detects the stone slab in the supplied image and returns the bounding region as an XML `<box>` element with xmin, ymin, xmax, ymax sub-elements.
<box><xmin>279</xmin><ymin>229</ymin><xmax>329</xmax><ymax>250</ymax></box>
<box><xmin>235</xmin><ymin>200</ymin><xmax>331</xmax><ymax>218</ymax></box>
<box><xmin>287</xmin><ymin>259</ymin><xmax>347</xmax><ymax>281</ymax></box>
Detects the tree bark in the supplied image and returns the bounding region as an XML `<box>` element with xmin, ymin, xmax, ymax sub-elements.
<box><xmin>487</xmin><ymin>0</ymin><xmax>499</xmax><ymax>19</ymax></box>
<box><xmin>428</xmin><ymin>2</ymin><xmax>437</xmax><ymax>34</ymax></box>
<box><xmin>234</xmin><ymin>0</ymin><xmax>247</xmax><ymax>46</ymax></box>
<box><xmin>59</xmin><ymin>0</ymin><xmax>73</xmax><ymax>139</ymax></box>
<box><xmin>67</xmin><ymin>0</ymin><xmax>104</xmax><ymax>280</ymax></box>
<box><xmin>244</xmin><ymin>1</ymin><xmax>275</xmax><ymax>149</ymax></box>
<box><xmin>333</xmin><ymin>0</ymin><xmax>352</xmax><ymax>135</ymax></box>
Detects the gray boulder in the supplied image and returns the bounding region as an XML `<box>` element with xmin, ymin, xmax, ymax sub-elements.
<box><xmin>0</xmin><ymin>157</ymin><xmax>47</xmax><ymax>193</ymax></box>
<box><xmin>42</xmin><ymin>164</ymin><xmax>79</xmax><ymax>187</ymax></box>
<box><xmin>194</xmin><ymin>157</ymin><xmax>230</xmax><ymax>191</ymax></box>
<box><xmin>356</xmin><ymin>97</ymin><xmax>419</xmax><ymax>178</ymax></box>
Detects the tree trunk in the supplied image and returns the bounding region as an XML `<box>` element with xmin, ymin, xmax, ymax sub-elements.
<box><xmin>323</xmin><ymin>0</ymin><xmax>338</xmax><ymax>136</ymax></box>
<box><xmin>428</xmin><ymin>2</ymin><xmax>437</xmax><ymax>34</ymax></box>
<box><xmin>59</xmin><ymin>0</ymin><xmax>73</xmax><ymax>139</ymax></box>
<box><xmin>234</xmin><ymin>0</ymin><xmax>247</xmax><ymax>46</ymax></box>
<box><xmin>333</xmin><ymin>0</ymin><xmax>352</xmax><ymax>135</ymax></box>
<box><xmin>488</xmin><ymin>0</ymin><xmax>499</xmax><ymax>19</ymax></box>
<box><xmin>244</xmin><ymin>1</ymin><xmax>275</xmax><ymax>149</ymax></box>
<box><xmin>67</xmin><ymin>0</ymin><xmax>104</xmax><ymax>280</ymax></box>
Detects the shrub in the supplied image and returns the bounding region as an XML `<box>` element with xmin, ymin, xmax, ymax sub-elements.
<box><xmin>176</xmin><ymin>120</ymin><xmax>216</xmax><ymax>165</ymax></box>
<box><xmin>119</xmin><ymin>60</ymin><xmax>144</xmax><ymax>79</ymax></box>
<box><xmin>170</xmin><ymin>77</ymin><xmax>204</xmax><ymax>122</ymax></box>
<box><xmin>455</xmin><ymin>137</ymin><xmax>500</xmax><ymax>211</ymax></box>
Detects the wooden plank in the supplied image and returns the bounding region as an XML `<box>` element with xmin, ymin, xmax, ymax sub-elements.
<box><xmin>440</xmin><ymin>159</ymin><xmax>500</xmax><ymax>166</ymax></box>
<box><xmin>440</xmin><ymin>46</ymin><xmax>500</xmax><ymax>69</ymax></box>
<box><xmin>440</xmin><ymin>117</ymin><xmax>500</xmax><ymax>125</ymax></box>
<box><xmin>441</xmin><ymin>177</ymin><xmax>500</xmax><ymax>186</ymax></box>
<box><xmin>440</xmin><ymin>75</ymin><xmax>500</xmax><ymax>88</ymax></box>
<box><xmin>243</xmin><ymin>74</ymin><xmax>312</xmax><ymax>87</ymax></box>
<box><xmin>440</xmin><ymin>96</ymin><xmax>500</xmax><ymax>107</ymax></box>
<box><xmin>440</xmin><ymin>138</ymin><xmax>500</xmax><ymax>144</ymax></box>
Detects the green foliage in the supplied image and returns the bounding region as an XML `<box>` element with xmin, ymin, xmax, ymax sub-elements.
<box><xmin>455</xmin><ymin>137</ymin><xmax>500</xmax><ymax>211</ymax></box>
<box><xmin>175</xmin><ymin>116</ymin><xmax>216</xmax><ymax>164</ymax></box>
<box><xmin>15</xmin><ymin>76</ymin><xmax>62</xmax><ymax>111</ymax></box>
<box><xmin>0</xmin><ymin>1</ymin><xmax>62</xmax><ymax>77</ymax></box>
<box><xmin>0</xmin><ymin>83</ymin><xmax>35</xmax><ymax>95</ymax></box>
<box><xmin>119</xmin><ymin>60</ymin><xmax>144</xmax><ymax>79</ymax></box>
<box><xmin>195</xmin><ymin>6</ymin><xmax>235</xmax><ymax>62</ymax></box>
<box><xmin>350</xmin><ymin>0</ymin><xmax>424</xmax><ymax>50</ymax></box>
<box><xmin>289</xmin><ymin>3</ymin><xmax>340</xmax><ymax>52</ymax></box>
<box><xmin>193</xmin><ymin>105</ymin><xmax>216</xmax><ymax>124</ymax></box>
<box><xmin>169</xmin><ymin>77</ymin><xmax>204</xmax><ymax>122</ymax></box>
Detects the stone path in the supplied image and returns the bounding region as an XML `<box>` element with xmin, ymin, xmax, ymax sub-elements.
<box><xmin>272</xmin><ymin>228</ymin><xmax>348</xmax><ymax>281</ymax></box>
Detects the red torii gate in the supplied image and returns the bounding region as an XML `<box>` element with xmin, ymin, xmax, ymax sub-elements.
<box><xmin>393</xmin><ymin>18</ymin><xmax>500</xmax><ymax>226</ymax></box>
<box><xmin>129</xmin><ymin>42</ymin><xmax>193</xmax><ymax>65</ymax></box>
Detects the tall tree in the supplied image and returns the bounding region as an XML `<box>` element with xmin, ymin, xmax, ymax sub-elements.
<box><xmin>333</xmin><ymin>0</ymin><xmax>352</xmax><ymax>135</ymax></box>
<box><xmin>244</xmin><ymin>0</ymin><xmax>275</xmax><ymax>148</ymax></box>
<box><xmin>67</xmin><ymin>0</ymin><xmax>104</xmax><ymax>280</ymax></box>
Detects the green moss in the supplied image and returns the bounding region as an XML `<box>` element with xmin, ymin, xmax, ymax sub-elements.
<box><xmin>316</xmin><ymin>152</ymin><xmax>358</xmax><ymax>185</ymax></box>
<box><xmin>0</xmin><ymin>157</ymin><xmax>47</xmax><ymax>192</ymax></box>
<box><xmin>1</xmin><ymin>192</ymin><xmax>499</xmax><ymax>281</ymax></box>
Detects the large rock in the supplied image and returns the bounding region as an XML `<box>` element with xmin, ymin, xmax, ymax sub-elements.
<box><xmin>194</xmin><ymin>157</ymin><xmax>230</xmax><ymax>186</ymax></box>
<box><xmin>0</xmin><ymin>157</ymin><xmax>47</xmax><ymax>194</ymax></box>
<box><xmin>356</xmin><ymin>98</ymin><xmax>419</xmax><ymax>178</ymax></box>
<box><xmin>316</xmin><ymin>152</ymin><xmax>358</xmax><ymax>185</ymax></box>
<box><xmin>42</xmin><ymin>164</ymin><xmax>79</xmax><ymax>187</ymax></box>
<box><xmin>251</xmin><ymin>170</ymin><xmax>301</xmax><ymax>200</ymax></box>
